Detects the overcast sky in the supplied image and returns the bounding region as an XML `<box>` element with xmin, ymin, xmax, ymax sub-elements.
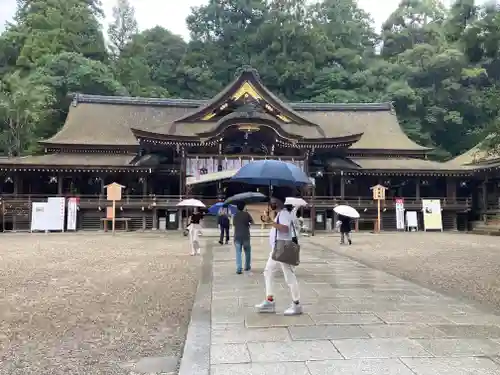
<box><xmin>0</xmin><ymin>0</ymin><xmax>460</xmax><ymax>39</ymax></box>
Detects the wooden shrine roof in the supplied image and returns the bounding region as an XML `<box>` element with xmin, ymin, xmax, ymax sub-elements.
<box><xmin>43</xmin><ymin>95</ymin><xmax>427</xmax><ymax>152</ymax></box>
<box><xmin>0</xmin><ymin>153</ymin><xmax>150</xmax><ymax>172</ymax></box>
<box><xmin>350</xmin><ymin>157</ymin><xmax>473</xmax><ymax>175</ymax></box>
<box><xmin>42</xmin><ymin>67</ymin><xmax>429</xmax><ymax>153</ymax></box>
<box><xmin>445</xmin><ymin>142</ymin><xmax>500</xmax><ymax>170</ymax></box>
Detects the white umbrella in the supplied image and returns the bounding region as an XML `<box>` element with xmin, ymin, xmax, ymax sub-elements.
<box><xmin>334</xmin><ymin>205</ymin><xmax>360</xmax><ymax>218</ymax></box>
<box><xmin>285</xmin><ymin>197</ymin><xmax>308</xmax><ymax>207</ymax></box>
<box><xmin>177</xmin><ymin>199</ymin><xmax>205</xmax><ymax>208</ymax></box>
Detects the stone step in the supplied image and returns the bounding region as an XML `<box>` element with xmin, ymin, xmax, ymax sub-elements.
<box><xmin>471</xmin><ymin>229</ymin><xmax>500</xmax><ymax>236</ymax></box>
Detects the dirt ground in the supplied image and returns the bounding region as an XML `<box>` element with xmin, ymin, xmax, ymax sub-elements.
<box><xmin>313</xmin><ymin>232</ymin><xmax>500</xmax><ymax>313</ymax></box>
<box><xmin>0</xmin><ymin>232</ymin><xmax>200</xmax><ymax>375</ymax></box>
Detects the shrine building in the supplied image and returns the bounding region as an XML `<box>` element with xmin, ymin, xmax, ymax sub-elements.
<box><xmin>0</xmin><ymin>66</ymin><xmax>499</xmax><ymax>232</ymax></box>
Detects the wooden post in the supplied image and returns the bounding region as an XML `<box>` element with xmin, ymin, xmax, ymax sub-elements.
<box><xmin>105</xmin><ymin>182</ymin><xmax>125</xmax><ymax>234</ymax></box>
<box><xmin>377</xmin><ymin>199</ymin><xmax>381</xmax><ymax>232</ymax></box>
<box><xmin>112</xmin><ymin>200</ymin><xmax>116</xmax><ymax>233</ymax></box>
<box><xmin>370</xmin><ymin>184</ymin><xmax>387</xmax><ymax>233</ymax></box>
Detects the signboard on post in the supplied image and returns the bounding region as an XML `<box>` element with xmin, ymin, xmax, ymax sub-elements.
<box><xmin>422</xmin><ymin>199</ymin><xmax>443</xmax><ymax>231</ymax></box>
<box><xmin>370</xmin><ymin>184</ymin><xmax>387</xmax><ymax>232</ymax></box>
<box><xmin>105</xmin><ymin>182</ymin><xmax>125</xmax><ymax>234</ymax></box>
<box><xmin>395</xmin><ymin>198</ymin><xmax>405</xmax><ymax>230</ymax></box>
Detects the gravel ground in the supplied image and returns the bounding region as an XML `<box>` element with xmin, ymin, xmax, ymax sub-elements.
<box><xmin>313</xmin><ymin>232</ymin><xmax>500</xmax><ymax>313</ymax></box>
<box><xmin>0</xmin><ymin>232</ymin><xmax>201</xmax><ymax>375</ymax></box>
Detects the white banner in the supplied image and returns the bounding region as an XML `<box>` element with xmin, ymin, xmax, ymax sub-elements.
<box><xmin>185</xmin><ymin>157</ymin><xmax>306</xmax><ymax>175</ymax></box>
<box><xmin>67</xmin><ymin>198</ymin><xmax>78</xmax><ymax>231</ymax></box>
<box><xmin>395</xmin><ymin>198</ymin><xmax>405</xmax><ymax>230</ymax></box>
<box><xmin>46</xmin><ymin>197</ymin><xmax>65</xmax><ymax>231</ymax></box>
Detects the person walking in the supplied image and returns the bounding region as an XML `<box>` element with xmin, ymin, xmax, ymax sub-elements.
<box><xmin>217</xmin><ymin>206</ymin><xmax>230</xmax><ymax>245</ymax></box>
<box><xmin>255</xmin><ymin>196</ymin><xmax>302</xmax><ymax>316</ymax></box>
<box><xmin>338</xmin><ymin>214</ymin><xmax>352</xmax><ymax>245</ymax></box>
<box><xmin>187</xmin><ymin>208</ymin><xmax>204</xmax><ymax>255</ymax></box>
<box><xmin>232</xmin><ymin>202</ymin><xmax>253</xmax><ymax>274</ymax></box>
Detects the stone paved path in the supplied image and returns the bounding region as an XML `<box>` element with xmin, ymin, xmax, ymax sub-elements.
<box><xmin>183</xmin><ymin>237</ymin><xmax>500</xmax><ymax>375</ymax></box>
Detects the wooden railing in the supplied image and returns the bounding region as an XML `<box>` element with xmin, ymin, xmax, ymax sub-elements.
<box><xmin>312</xmin><ymin>196</ymin><xmax>472</xmax><ymax>209</ymax></box>
<box><xmin>0</xmin><ymin>194</ymin><xmax>472</xmax><ymax>209</ymax></box>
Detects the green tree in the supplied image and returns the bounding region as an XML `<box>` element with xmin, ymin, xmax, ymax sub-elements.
<box><xmin>108</xmin><ymin>0</ymin><xmax>138</xmax><ymax>56</ymax></box>
<box><xmin>381</xmin><ymin>0</ymin><xmax>446</xmax><ymax>59</ymax></box>
<box><xmin>29</xmin><ymin>52</ymin><xmax>127</xmax><ymax>139</ymax></box>
<box><xmin>186</xmin><ymin>0</ymin><xmax>269</xmax><ymax>85</ymax></box>
<box><xmin>14</xmin><ymin>0</ymin><xmax>107</xmax><ymax>66</ymax></box>
<box><xmin>114</xmin><ymin>27</ymin><xmax>186</xmax><ymax>97</ymax></box>
<box><xmin>0</xmin><ymin>72</ymin><xmax>54</xmax><ymax>155</ymax></box>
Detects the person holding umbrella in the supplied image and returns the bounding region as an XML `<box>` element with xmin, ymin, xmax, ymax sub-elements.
<box><xmin>338</xmin><ymin>214</ymin><xmax>353</xmax><ymax>245</ymax></box>
<box><xmin>255</xmin><ymin>195</ymin><xmax>302</xmax><ymax>316</ymax></box>
<box><xmin>333</xmin><ymin>205</ymin><xmax>359</xmax><ymax>245</ymax></box>
<box><xmin>228</xmin><ymin>160</ymin><xmax>310</xmax><ymax>315</ymax></box>
<box><xmin>187</xmin><ymin>208</ymin><xmax>204</xmax><ymax>255</ymax></box>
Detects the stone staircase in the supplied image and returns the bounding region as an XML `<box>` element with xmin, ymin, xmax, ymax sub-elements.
<box><xmin>470</xmin><ymin>216</ymin><xmax>500</xmax><ymax>236</ymax></box>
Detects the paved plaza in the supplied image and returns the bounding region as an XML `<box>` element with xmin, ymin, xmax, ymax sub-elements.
<box><xmin>181</xmin><ymin>234</ymin><xmax>500</xmax><ymax>375</ymax></box>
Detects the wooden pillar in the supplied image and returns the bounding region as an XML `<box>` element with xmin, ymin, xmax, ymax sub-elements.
<box><xmin>179</xmin><ymin>146</ymin><xmax>185</xmax><ymax>230</ymax></box>
<box><xmin>446</xmin><ymin>177</ymin><xmax>456</xmax><ymax>200</ymax></box>
<box><xmin>415</xmin><ymin>177</ymin><xmax>421</xmax><ymax>200</ymax></box>
<box><xmin>12</xmin><ymin>174</ymin><xmax>19</xmax><ymax>231</ymax></box>
<box><xmin>481</xmin><ymin>180</ymin><xmax>487</xmax><ymax>211</ymax></box>
<box><xmin>328</xmin><ymin>173</ymin><xmax>334</xmax><ymax>197</ymax></box>
<box><xmin>304</xmin><ymin>151</ymin><xmax>315</xmax><ymax>236</ymax></box>
<box><xmin>340</xmin><ymin>172</ymin><xmax>345</xmax><ymax>199</ymax></box>
<box><xmin>217</xmin><ymin>143</ymin><xmax>224</xmax><ymax>199</ymax></box>
<box><xmin>142</xmin><ymin>175</ymin><xmax>148</xmax><ymax>230</ymax></box>
<box><xmin>13</xmin><ymin>174</ymin><xmax>19</xmax><ymax>195</ymax></box>
<box><xmin>57</xmin><ymin>173</ymin><xmax>63</xmax><ymax>196</ymax></box>
<box><xmin>99</xmin><ymin>176</ymin><xmax>105</xmax><ymax>196</ymax></box>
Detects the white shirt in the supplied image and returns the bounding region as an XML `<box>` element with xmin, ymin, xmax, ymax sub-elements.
<box><xmin>269</xmin><ymin>209</ymin><xmax>296</xmax><ymax>249</ymax></box>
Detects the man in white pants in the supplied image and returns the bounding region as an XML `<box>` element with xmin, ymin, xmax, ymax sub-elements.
<box><xmin>255</xmin><ymin>197</ymin><xmax>302</xmax><ymax>316</ymax></box>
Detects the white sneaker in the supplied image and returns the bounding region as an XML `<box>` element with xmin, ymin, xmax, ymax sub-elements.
<box><xmin>284</xmin><ymin>303</ymin><xmax>303</xmax><ymax>316</ymax></box>
<box><xmin>255</xmin><ymin>300</ymin><xmax>276</xmax><ymax>313</ymax></box>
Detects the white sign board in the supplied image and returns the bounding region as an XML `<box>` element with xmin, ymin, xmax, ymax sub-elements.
<box><xmin>422</xmin><ymin>199</ymin><xmax>443</xmax><ymax>231</ymax></box>
<box><xmin>30</xmin><ymin>202</ymin><xmax>47</xmax><ymax>231</ymax></box>
<box><xmin>406</xmin><ymin>211</ymin><xmax>418</xmax><ymax>230</ymax></box>
<box><xmin>395</xmin><ymin>199</ymin><xmax>405</xmax><ymax>230</ymax></box>
<box><xmin>67</xmin><ymin>198</ymin><xmax>78</xmax><ymax>231</ymax></box>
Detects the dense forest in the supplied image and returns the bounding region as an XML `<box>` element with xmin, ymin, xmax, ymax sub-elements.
<box><xmin>0</xmin><ymin>0</ymin><xmax>500</xmax><ymax>160</ymax></box>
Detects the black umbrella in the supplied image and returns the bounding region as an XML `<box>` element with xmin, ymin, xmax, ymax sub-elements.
<box><xmin>224</xmin><ymin>192</ymin><xmax>267</xmax><ymax>206</ymax></box>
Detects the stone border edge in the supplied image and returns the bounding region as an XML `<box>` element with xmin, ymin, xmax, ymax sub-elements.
<box><xmin>177</xmin><ymin>242</ymin><xmax>213</xmax><ymax>375</ymax></box>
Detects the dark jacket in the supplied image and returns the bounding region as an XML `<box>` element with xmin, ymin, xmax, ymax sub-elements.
<box><xmin>339</xmin><ymin>215</ymin><xmax>352</xmax><ymax>233</ymax></box>
<box><xmin>217</xmin><ymin>208</ymin><xmax>230</xmax><ymax>227</ymax></box>
<box><xmin>190</xmin><ymin>212</ymin><xmax>204</xmax><ymax>224</ymax></box>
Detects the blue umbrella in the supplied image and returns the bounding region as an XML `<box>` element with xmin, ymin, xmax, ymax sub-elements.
<box><xmin>208</xmin><ymin>202</ymin><xmax>236</xmax><ymax>215</ymax></box>
<box><xmin>230</xmin><ymin>160</ymin><xmax>311</xmax><ymax>187</ymax></box>
<box><xmin>224</xmin><ymin>192</ymin><xmax>267</xmax><ymax>206</ymax></box>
